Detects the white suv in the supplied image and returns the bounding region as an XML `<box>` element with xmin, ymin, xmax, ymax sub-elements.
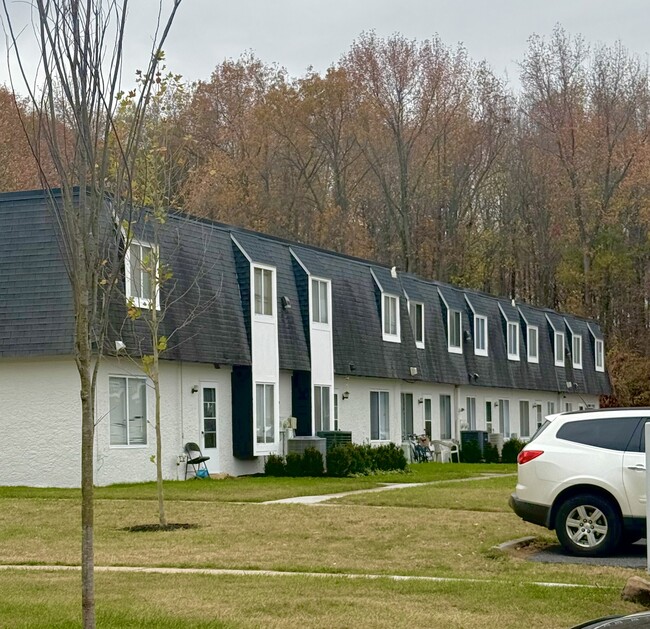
<box><xmin>509</xmin><ymin>408</ymin><xmax>649</xmax><ymax>556</ymax></box>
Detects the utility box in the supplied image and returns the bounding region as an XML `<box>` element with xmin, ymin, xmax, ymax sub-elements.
<box><xmin>316</xmin><ymin>431</ymin><xmax>352</xmax><ymax>452</ymax></box>
<box><xmin>461</xmin><ymin>430</ymin><xmax>489</xmax><ymax>456</ymax></box>
<box><xmin>287</xmin><ymin>436</ymin><xmax>327</xmax><ymax>457</ymax></box>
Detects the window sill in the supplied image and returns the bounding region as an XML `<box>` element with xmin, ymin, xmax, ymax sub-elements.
<box><xmin>448</xmin><ymin>346</ymin><xmax>462</xmax><ymax>355</ymax></box>
<box><xmin>109</xmin><ymin>444</ymin><xmax>148</xmax><ymax>449</ymax></box>
<box><xmin>382</xmin><ymin>334</ymin><xmax>401</xmax><ymax>344</ymax></box>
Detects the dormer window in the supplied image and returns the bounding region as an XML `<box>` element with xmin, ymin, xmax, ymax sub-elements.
<box><xmin>409</xmin><ymin>301</ymin><xmax>424</xmax><ymax>349</ymax></box>
<box><xmin>382</xmin><ymin>294</ymin><xmax>400</xmax><ymax>342</ymax></box>
<box><xmin>474</xmin><ymin>314</ymin><xmax>487</xmax><ymax>356</ymax></box>
<box><xmin>554</xmin><ymin>331</ymin><xmax>565</xmax><ymax>367</ymax></box>
<box><xmin>527</xmin><ymin>325</ymin><xmax>539</xmax><ymax>363</ymax></box>
<box><xmin>254</xmin><ymin>267</ymin><xmax>274</xmax><ymax>316</ymax></box>
<box><xmin>572</xmin><ymin>334</ymin><xmax>583</xmax><ymax>369</ymax></box>
<box><xmin>448</xmin><ymin>309</ymin><xmax>462</xmax><ymax>354</ymax></box>
<box><xmin>507</xmin><ymin>321</ymin><xmax>519</xmax><ymax>361</ymax></box>
<box><xmin>125</xmin><ymin>239</ymin><xmax>159</xmax><ymax>309</ymax></box>
<box><xmin>311</xmin><ymin>278</ymin><xmax>330</xmax><ymax>325</ymax></box>
<box><xmin>595</xmin><ymin>339</ymin><xmax>605</xmax><ymax>372</ymax></box>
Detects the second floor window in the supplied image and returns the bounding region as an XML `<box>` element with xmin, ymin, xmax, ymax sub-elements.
<box><xmin>555</xmin><ymin>331</ymin><xmax>565</xmax><ymax>367</ymax></box>
<box><xmin>254</xmin><ymin>267</ymin><xmax>273</xmax><ymax>316</ymax></box>
<box><xmin>572</xmin><ymin>334</ymin><xmax>583</xmax><ymax>369</ymax></box>
<box><xmin>383</xmin><ymin>294</ymin><xmax>400</xmax><ymax>341</ymax></box>
<box><xmin>126</xmin><ymin>240</ymin><xmax>158</xmax><ymax>308</ymax></box>
<box><xmin>595</xmin><ymin>339</ymin><xmax>605</xmax><ymax>372</ymax></box>
<box><xmin>410</xmin><ymin>302</ymin><xmax>424</xmax><ymax>348</ymax></box>
<box><xmin>474</xmin><ymin>315</ymin><xmax>487</xmax><ymax>356</ymax></box>
<box><xmin>311</xmin><ymin>279</ymin><xmax>329</xmax><ymax>324</ymax></box>
<box><xmin>527</xmin><ymin>326</ymin><xmax>539</xmax><ymax>363</ymax></box>
<box><xmin>507</xmin><ymin>321</ymin><xmax>519</xmax><ymax>360</ymax></box>
<box><xmin>448</xmin><ymin>309</ymin><xmax>462</xmax><ymax>353</ymax></box>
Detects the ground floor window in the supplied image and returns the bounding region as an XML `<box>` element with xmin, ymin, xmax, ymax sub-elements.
<box><xmin>424</xmin><ymin>397</ymin><xmax>433</xmax><ymax>440</ymax></box>
<box><xmin>485</xmin><ymin>401</ymin><xmax>493</xmax><ymax>433</ymax></box>
<box><xmin>256</xmin><ymin>383</ymin><xmax>275</xmax><ymax>444</ymax></box>
<box><xmin>401</xmin><ymin>392</ymin><xmax>414</xmax><ymax>439</ymax></box>
<box><xmin>519</xmin><ymin>400</ymin><xmax>530</xmax><ymax>438</ymax></box>
<box><xmin>535</xmin><ymin>402</ymin><xmax>543</xmax><ymax>429</ymax></box>
<box><xmin>370</xmin><ymin>391</ymin><xmax>390</xmax><ymax>440</ymax></box>
<box><xmin>498</xmin><ymin>399</ymin><xmax>510</xmax><ymax>436</ymax></box>
<box><xmin>314</xmin><ymin>385</ymin><xmax>331</xmax><ymax>433</ymax></box>
<box><xmin>440</xmin><ymin>394</ymin><xmax>452</xmax><ymax>439</ymax></box>
<box><xmin>547</xmin><ymin>401</ymin><xmax>555</xmax><ymax>416</ymax></box>
<box><xmin>202</xmin><ymin>386</ymin><xmax>217</xmax><ymax>449</ymax></box>
<box><xmin>109</xmin><ymin>376</ymin><xmax>147</xmax><ymax>446</ymax></box>
<box><xmin>333</xmin><ymin>391</ymin><xmax>339</xmax><ymax>431</ymax></box>
<box><xmin>466</xmin><ymin>397</ymin><xmax>476</xmax><ymax>430</ymax></box>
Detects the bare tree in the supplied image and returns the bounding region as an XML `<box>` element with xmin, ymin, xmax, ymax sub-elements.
<box><xmin>1</xmin><ymin>1</ymin><xmax>182</xmax><ymax>627</ymax></box>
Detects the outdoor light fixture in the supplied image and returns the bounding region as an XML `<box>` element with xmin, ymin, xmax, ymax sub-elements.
<box><xmin>191</xmin><ymin>385</ymin><xmax>199</xmax><ymax>394</ymax></box>
<box><xmin>342</xmin><ymin>391</ymin><xmax>350</xmax><ymax>400</ymax></box>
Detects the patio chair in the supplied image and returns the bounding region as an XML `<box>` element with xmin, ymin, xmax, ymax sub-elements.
<box><xmin>184</xmin><ymin>442</ymin><xmax>210</xmax><ymax>479</ymax></box>
<box><xmin>440</xmin><ymin>439</ymin><xmax>460</xmax><ymax>463</ymax></box>
<box><xmin>430</xmin><ymin>440</ymin><xmax>448</xmax><ymax>463</ymax></box>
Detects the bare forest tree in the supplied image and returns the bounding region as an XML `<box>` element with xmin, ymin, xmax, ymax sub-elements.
<box><xmin>2</xmin><ymin>1</ymin><xmax>182</xmax><ymax>627</ymax></box>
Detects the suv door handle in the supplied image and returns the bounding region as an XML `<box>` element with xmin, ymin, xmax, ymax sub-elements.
<box><xmin>627</xmin><ymin>464</ymin><xmax>646</xmax><ymax>471</ymax></box>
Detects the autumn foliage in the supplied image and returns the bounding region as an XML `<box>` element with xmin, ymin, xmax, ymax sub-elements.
<box><xmin>2</xmin><ymin>28</ymin><xmax>650</xmax><ymax>403</ymax></box>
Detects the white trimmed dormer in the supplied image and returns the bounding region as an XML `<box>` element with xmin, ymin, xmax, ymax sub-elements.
<box><xmin>547</xmin><ymin>314</ymin><xmax>565</xmax><ymax>368</ymax></box>
<box><xmin>371</xmin><ymin>269</ymin><xmax>401</xmax><ymax>344</ymax></box>
<box><xmin>518</xmin><ymin>308</ymin><xmax>539</xmax><ymax>364</ymax></box>
<box><xmin>498</xmin><ymin>303</ymin><xmax>519</xmax><ymax>362</ymax></box>
<box><xmin>588</xmin><ymin>323</ymin><xmax>606</xmax><ymax>373</ymax></box>
<box><xmin>405</xmin><ymin>292</ymin><xmax>425</xmax><ymax>350</ymax></box>
<box><xmin>125</xmin><ymin>238</ymin><xmax>160</xmax><ymax>310</ymax></box>
<box><xmin>464</xmin><ymin>295</ymin><xmax>488</xmax><ymax>357</ymax></box>
<box><xmin>438</xmin><ymin>289</ymin><xmax>462</xmax><ymax>354</ymax></box>
<box><xmin>565</xmin><ymin>319</ymin><xmax>582</xmax><ymax>370</ymax></box>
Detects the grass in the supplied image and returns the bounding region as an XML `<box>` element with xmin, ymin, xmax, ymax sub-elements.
<box><xmin>0</xmin><ymin>462</ymin><xmax>643</xmax><ymax>627</ymax></box>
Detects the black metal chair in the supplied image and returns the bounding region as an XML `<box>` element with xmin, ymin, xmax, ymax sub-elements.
<box><xmin>184</xmin><ymin>442</ymin><xmax>210</xmax><ymax>479</ymax></box>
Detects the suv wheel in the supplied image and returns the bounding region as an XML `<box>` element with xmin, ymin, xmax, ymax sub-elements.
<box><xmin>555</xmin><ymin>494</ymin><xmax>621</xmax><ymax>557</ymax></box>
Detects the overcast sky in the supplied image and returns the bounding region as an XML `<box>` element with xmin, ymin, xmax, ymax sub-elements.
<box><xmin>2</xmin><ymin>0</ymin><xmax>649</xmax><ymax>90</ymax></box>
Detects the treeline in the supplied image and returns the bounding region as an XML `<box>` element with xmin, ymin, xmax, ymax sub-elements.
<box><xmin>2</xmin><ymin>28</ymin><xmax>649</xmax><ymax>403</ymax></box>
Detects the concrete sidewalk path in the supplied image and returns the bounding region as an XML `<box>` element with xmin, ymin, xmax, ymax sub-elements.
<box><xmin>262</xmin><ymin>473</ymin><xmax>514</xmax><ymax>504</ymax></box>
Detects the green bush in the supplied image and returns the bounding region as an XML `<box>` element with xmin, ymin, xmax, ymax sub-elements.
<box><xmin>460</xmin><ymin>439</ymin><xmax>482</xmax><ymax>463</ymax></box>
<box><xmin>326</xmin><ymin>444</ymin><xmax>353</xmax><ymax>477</ymax></box>
<box><xmin>301</xmin><ymin>447</ymin><xmax>324</xmax><ymax>477</ymax></box>
<box><xmin>484</xmin><ymin>442</ymin><xmax>500</xmax><ymax>463</ymax></box>
<box><xmin>501</xmin><ymin>438</ymin><xmax>525</xmax><ymax>464</ymax></box>
<box><xmin>285</xmin><ymin>452</ymin><xmax>303</xmax><ymax>477</ymax></box>
<box><xmin>350</xmin><ymin>444</ymin><xmax>375</xmax><ymax>474</ymax></box>
<box><xmin>373</xmin><ymin>442</ymin><xmax>407</xmax><ymax>471</ymax></box>
<box><xmin>264</xmin><ymin>454</ymin><xmax>286</xmax><ymax>476</ymax></box>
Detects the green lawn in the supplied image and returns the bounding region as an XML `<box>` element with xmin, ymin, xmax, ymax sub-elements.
<box><xmin>0</xmin><ymin>462</ymin><xmax>642</xmax><ymax>628</ymax></box>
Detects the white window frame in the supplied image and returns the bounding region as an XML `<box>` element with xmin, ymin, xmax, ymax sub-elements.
<box><xmin>498</xmin><ymin>399</ymin><xmax>510</xmax><ymax>437</ymax></box>
<box><xmin>519</xmin><ymin>400</ymin><xmax>530</xmax><ymax>438</ymax></box>
<box><xmin>382</xmin><ymin>294</ymin><xmax>400</xmax><ymax>343</ymax></box>
<box><xmin>109</xmin><ymin>375</ymin><xmax>148</xmax><ymax>447</ymax></box>
<box><xmin>125</xmin><ymin>239</ymin><xmax>160</xmax><ymax>310</ymax></box>
<box><xmin>313</xmin><ymin>384</ymin><xmax>331</xmax><ymax>433</ymax></box>
<box><xmin>474</xmin><ymin>314</ymin><xmax>488</xmax><ymax>356</ymax></box>
<box><xmin>370</xmin><ymin>390</ymin><xmax>390</xmax><ymax>441</ymax></box>
<box><xmin>572</xmin><ymin>334</ymin><xmax>582</xmax><ymax>369</ymax></box>
<box><xmin>547</xmin><ymin>401</ymin><xmax>555</xmax><ymax>416</ymax></box>
<box><xmin>311</xmin><ymin>277</ymin><xmax>330</xmax><ymax>327</ymax></box>
<box><xmin>255</xmin><ymin>382</ymin><xmax>275</xmax><ymax>445</ymax></box>
<box><xmin>447</xmin><ymin>309</ymin><xmax>462</xmax><ymax>354</ymax></box>
<box><xmin>527</xmin><ymin>325</ymin><xmax>539</xmax><ymax>364</ymax></box>
<box><xmin>253</xmin><ymin>265</ymin><xmax>275</xmax><ymax>318</ymax></box>
<box><xmin>409</xmin><ymin>301</ymin><xmax>425</xmax><ymax>349</ymax></box>
<box><xmin>595</xmin><ymin>339</ymin><xmax>605</xmax><ymax>372</ymax></box>
<box><xmin>507</xmin><ymin>321</ymin><xmax>520</xmax><ymax>361</ymax></box>
<box><xmin>466</xmin><ymin>396</ymin><xmax>477</xmax><ymax>430</ymax></box>
<box><xmin>554</xmin><ymin>331</ymin><xmax>565</xmax><ymax>367</ymax></box>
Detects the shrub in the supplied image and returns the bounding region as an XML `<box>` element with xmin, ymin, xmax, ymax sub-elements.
<box><xmin>501</xmin><ymin>438</ymin><xmax>525</xmax><ymax>464</ymax></box>
<box><xmin>264</xmin><ymin>454</ymin><xmax>286</xmax><ymax>476</ymax></box>
<box><xmin>349</xmin><ymin>443</ymin><xmax>375</xmax><ymax>474</ymax></box>
<box><xmin>460</xmin><ymin>439</ymin><xmax>482</xmax><ymax>463</ymax></box>
<box><xmin>326</xmin><ymin>444</ymin><xmax>353</xmax><ymax>477</ymax></box>
<box><xmin>484</xmin><ymin>442</ymin><xmax>500</xmax><ymax>463</ymax></box>
<box><xmin>373</xmin><ymin>442</ymin><xmax>407</xmax><ymax>471</ymax></box>
<box><xmin>301</xmin><ymin>447</ymin><xmax>324</xmax><ymax>477</ymax></box>
<box><xmin>285</xmin><ymin>452</ymin><xmax>303</xmax><ymax>477</ymax></box>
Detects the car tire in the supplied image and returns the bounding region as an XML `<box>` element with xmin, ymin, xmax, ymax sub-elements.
<box><xmin>555</xmin><ymin>493</ymin><xmax>621</xmax><ymax>557</ymax></box>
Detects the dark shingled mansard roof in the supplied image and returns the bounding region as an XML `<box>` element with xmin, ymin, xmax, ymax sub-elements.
<box><xmin>0</xmin><ymin>188</ymin><xmax>611</xmax><ymax>396</ymax></box>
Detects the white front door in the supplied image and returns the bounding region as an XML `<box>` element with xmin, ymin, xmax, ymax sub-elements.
<box><xmin>200</xmin><ymin>383</ymin><xmax>219</xmax><ymax>472</ymax></box>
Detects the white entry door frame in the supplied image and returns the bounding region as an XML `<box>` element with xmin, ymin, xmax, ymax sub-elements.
<box><xmin>200</xmin><ymin>382</ymin><xmax>219</xmax><ymax>472</ymax></box>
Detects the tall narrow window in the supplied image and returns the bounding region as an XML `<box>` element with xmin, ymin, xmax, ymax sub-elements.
<box><xmin>440</xmin><ymin>395</ymin><xmax>452</xmax><ymax>439</ymax></box>
<box><xmin>595</xmin><ymin>339</ymin><xmax>605</xmax><ymax>372</ymax></box>
<box><xmin>401</xmin><ymin>393</ymin><xmax>414</xmax><ymax>439</ymax></box>
<box><xmin>255</xmin><ymin>383</ymin><xmax>275</xmax><ymax>444</ymax></box>
<box><xmin>382</xmin><ymin>294</ymin><xmax>400</xmax><ymax>341</ymax></box>
<box><xmin>498</xmin><ymin>399</ymin><xmax>510</xmax><ymax>436</ymax></box>
<box><xmin>554</xmin><ymin>331</ymin><xmax>565</xmax><ymax>367</ymax></box>
<box><xmin>333</xmin><ymin>392</ymin><xmax>339</xmax><ymax>431</ymax></box>
<box><xmin>314</xmin><ymin>385</ymin><xmax>331</xmax><ymax>432</ymax></box>
<box><xmin>202</xmin><ymin>386</ymin><xmax>217</xmax><ymax>449</ymax></box>
<box><xmin>254</xmin><ymin>267</ymin><xmax>273</xmax><ymax>316</ymax></box>
<box><xmin>424</xmin><ymin>398</ymin><xmax>432</xmax><ymax>440</ymax></box>
<box><xmin>527</xmin><ymin>326</ymin><xmax>539</xmax><ymax>363</ymax></box>
<box><xmin>519</xmin><ymin>400</ymin><xmax>530</xmax><ymax>438</ymax></box>
<box><xmin>466</xmin><ymin>397</ymin><xmax>476</xmax><ymax>430</ymax></box>
<box><xmin>109</xmin><ymin>376</ymin><xmax>147</xmax><ymax>446</ymax></box>
<box><xmin>410</xmin><ymin>302</ymin><xmax>424</xmax><ymax>348</ymax></box>
<box><xmin>485</xmin><ymin>401</ymin><xmax>493</xmax><ymax>433</ymax></box>
<box><xmin>311</xmin><ymin>279</ymin><xmax>329</xmax><ymax>324</ymax></box>
<box><xmin>572</xmin><ymin>334</ymin><xmax>582</xmax><ymax>369</ymax></box>
<box><xmin>474</xmin><ymin>315</ymin><xmax>487</xmax><ymax>356</ymax></box>
<box><xmin>126</xmin><ymin>240</ymin><xmax>158</xmax><ymax>309</ymax></box>
<box><xmin>565</xmin><ymin>402</ymin><xmax>573</xmax><ymax>412</ymax></box>
<box><xmin>547</xmin><ymin>401</ymin><xmax>555</xmax><ymax>416</ymax></box>
<box><xmin>370</xmin><ymin>391</ymin><xmax>390</xmax><ymax>440</ymax></box>
<box><xmin>448</xmin><ymin>310</ymin><xmax>462</xmax><ymax>354</ymax></box>
<box><xmin>535</xmin><ymin>403</ymin><xmax>543</xmax><ymax>429</ymax></box>
<box><xmin>507</xmin><ymin>322</ymin><xmax>519</xmax><ymax>360</ymax></box>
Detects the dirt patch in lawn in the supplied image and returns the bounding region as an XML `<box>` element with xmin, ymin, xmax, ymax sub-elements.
<box><xmin>122</xmin><ymin>523</ymin><xmax>199</xmax><ymax>533</ymax></box>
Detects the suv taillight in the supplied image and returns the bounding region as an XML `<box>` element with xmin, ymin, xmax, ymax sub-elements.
<box><xmin>518</xmin><ymin>449</ymin><xmax>543</xmax><ymax>465</ymax></box>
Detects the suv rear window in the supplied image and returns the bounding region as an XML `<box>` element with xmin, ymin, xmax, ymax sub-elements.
<box><xmin>556</xmin><ymin>417</ymin><xmax>643</xmax><ymax>451</ymax></box>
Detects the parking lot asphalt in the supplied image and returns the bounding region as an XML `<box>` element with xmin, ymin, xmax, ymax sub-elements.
<box><xmin>530</xmin><ymin>540</ymin><xmax>647</xmax><ymax>569</ymax></box>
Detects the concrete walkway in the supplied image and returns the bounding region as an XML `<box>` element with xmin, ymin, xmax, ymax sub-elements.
<box><xmin>0</xmin><ymin>563</ymin><xmax>611</xmax><ymax>589</ymax></box>
<box><xmin>262</xmin><ymin>473</ymin><xmax>514</xmax><ymax>504</ymax></box>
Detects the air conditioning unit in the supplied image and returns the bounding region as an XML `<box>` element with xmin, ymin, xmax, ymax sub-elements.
<box><xmin>287</xmin><ymin>436</ymin><xmax>327</xmax><ymax>457</ymax></box>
